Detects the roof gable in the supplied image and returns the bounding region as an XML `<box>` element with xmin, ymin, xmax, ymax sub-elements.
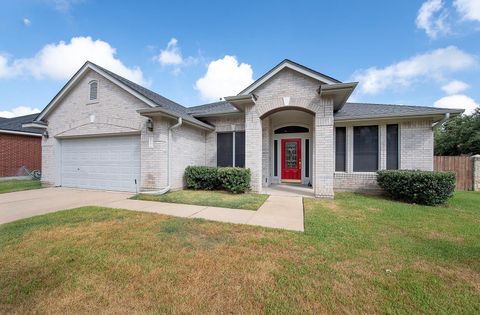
<box><xmin>35</xmin><ymin>61</ymin><xmax>212</xmax><ymax>130</ymax></box>
<box><xmin>238</xmin><ymin>59</ymin><xmax>341</xmax><ymax>95</ymax></box>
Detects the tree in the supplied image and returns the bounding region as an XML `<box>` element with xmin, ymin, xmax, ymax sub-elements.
<box><xmin>434</xmin><ymin>107</ymin><xmax>480</xmax><ymax>156</ymax></box>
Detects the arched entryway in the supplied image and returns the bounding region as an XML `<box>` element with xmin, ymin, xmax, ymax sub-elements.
<box><xmin>261</xmin><ymin>109</ymin><xmax>314</xmax><ymax>187</ymax></box>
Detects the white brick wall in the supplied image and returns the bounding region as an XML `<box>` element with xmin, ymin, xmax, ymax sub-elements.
<box><xmin>203</xmin><ymin>115</ymin><xmax>245</xmax><ymax>167</ymax></box>
<box><xmin>333</xmin><ymin>118</ymin><xmax>434</xmax><ymax>192</ymax></box>
<box><xmin>248</xmin><ymin>68</ymin><xmax>334</xmax><ymax>196</ymax></box>
<box><xmin>400</xmin><ymin>119</ymin><xmax>433</xmax><ymax>170</ymax></box>
<box><xmin>41</xmin><ymin>70</ymin><xmax>150</xmax><ymax>187</ymax></box>
<box><xmin>40</xmin><ymin>69</ymin><xmax>207</xmax><ymax>192</ymax></box>
<box><xmin>170</xmin><ymin>123</ymin><xmax>206</xmax><ymax>189</ymax></box>
<box><xmin>40</xmin><ymin>67</ymin><xmax>436</xmax><ymax>196</ymax></box>
<box><xmin>262</xmin><ymin>117</ymin><xmax>271</xmax><ymax>187</ymax></box>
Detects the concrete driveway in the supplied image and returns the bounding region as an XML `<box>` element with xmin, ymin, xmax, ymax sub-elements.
<box><xmin>0</xmin><ymin>187</ymin><xmax>304</xmax><ymax>231</ymax></box>
<box><xmin>0</xmin><ymin>188</ymin><xmax>132</xmax><ymax>224</ymax></box>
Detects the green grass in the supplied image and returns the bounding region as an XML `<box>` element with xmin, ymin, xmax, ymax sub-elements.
<box><xmin>132</xmin><ymin>189</ymin><xmax>269</xmax><ymax>210</ymax></box>
<box><xmin>0</xmin><ymin>192</ymin><xmax>479</xmax><ymax>313</ymax></box>
<box><xmin>0</xmin><ymin>179</ymin><xmax>41</xmax><ymax>194</ymax></box>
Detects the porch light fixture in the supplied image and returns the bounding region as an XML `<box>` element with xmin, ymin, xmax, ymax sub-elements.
<box><xmin>146</xmin><ymin>119</ymin><xmax>154</xmax><ymax>131</ymax></box>
<box><xmin>43</xmin><ymin>131</ymin><xmax>49</xmax><ymax>138</ymax></box>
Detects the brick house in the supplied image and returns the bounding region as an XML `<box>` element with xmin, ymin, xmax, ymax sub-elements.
<box><xmin>24</xmin><ymin>60</ymin><xmax>463</xmax><ymax>196</ymax></box>
<box><xmin>0</xmin><ymin>114</ymin><xmax>42</xmax><ymax>177</ymax></box>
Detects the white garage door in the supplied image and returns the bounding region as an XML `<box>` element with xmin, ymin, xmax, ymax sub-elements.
<box><xmin>61</xmin><ymin>136</ymin><xmax>140</xmax><ymax>192</ymax></box>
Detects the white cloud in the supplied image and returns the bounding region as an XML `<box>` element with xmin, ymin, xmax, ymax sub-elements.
<box><xmin>416</xmin><ymin>0</ymin><xmax>450</xmax><ymax>38</ymax></box>
<box><xmin>434</xmin><ymin>94</ymin><xmax>479</xmax><ymax>115</ymax></box>
<box><xmin>45</xmin><ymin>0</ymin><xmax>83</xmax><ymax>12</ymax></box>
<box><xmin>0</xmin><ymin>36</ymin><xmax>147</xmax><ymax>85</ymax></box>
<box><xmin>0</xmin><ymin>106</ymin><xmax>40</xmax><ymax>118</ymax></box>
<box><xmin>0</xmin><ymin>55</ymin><xmax>20</xmax><ymax>78</ymax></box>
<box><xmin>23</xmin><ymin>18</ymin><xmax>31</xmax><ymax>27</ymax></box>
<box><xmin>195</xmin><ymin>55</ymin><xmax>254</xmax><ymax>101</ymax></box>
<box><xmin>441</xmin><ymin>80</ymin><xmax>470</xmax><ymax>94</ymax></box>
<box><xmin>352</xmin><ymin>46</ymin><xmax>476</xmax><ymax>95</ymax></box>
<box><xmin>454</xmin><ymin>0</ymin><xmax>480</xmax><ymax>21</ymax></box>
<box><xmin>157</xmin><ymin>38</ymin><xmax>183</xmax><ymax>66</ymax></box>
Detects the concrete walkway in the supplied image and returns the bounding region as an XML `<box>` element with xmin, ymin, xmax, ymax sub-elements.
<box><xmin>0</xmin><ymin>188</ymin><xmax>304</xmax><ymax>232</ymax></box>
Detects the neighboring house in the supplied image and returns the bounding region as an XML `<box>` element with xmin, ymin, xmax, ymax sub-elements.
<box><xmin>24</xmin><ymin>60</ymin><xmax>463</xmax><ymax>197</ymax></box>
<box><xmin>0</xmin><ymin>114</ymin><xmax>42</xmax><ymax>177</ymax></box>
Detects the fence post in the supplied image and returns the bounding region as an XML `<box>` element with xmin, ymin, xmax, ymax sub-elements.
<box><xmin>473</xmin><ymin>155</ymin><xmax>480</xmax><ymax>192</ymax></box>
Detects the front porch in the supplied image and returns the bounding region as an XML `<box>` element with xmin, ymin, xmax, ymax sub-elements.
<box><xmin>263</xmin><ymin>183</ymin><xmax>314</xmax><ymax>198</ymax></box>
<box><xmin>243</xmin><ymin>103</ymin><xmax>336</xmax><ymax>198</ymax></box>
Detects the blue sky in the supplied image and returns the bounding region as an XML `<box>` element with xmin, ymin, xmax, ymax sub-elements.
<box><xmin>0</xmin><ymin>0</ymin><xmax>479</xmax><ymax>117</ymax></box>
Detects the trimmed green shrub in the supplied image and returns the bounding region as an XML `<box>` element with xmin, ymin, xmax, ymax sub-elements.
<box><xmin>218</xmin><ymin>167</ymin><xmax>251</xmax><ymax>194</ymax></box>
<box><xmin>377</xmin><ymin>170</ymin><xmax>456</xmax><ymax>206</ymax></box>
<box><xmin>184</xmin><ymin>166</ymin><xmax>251</xmax><ymax>193</ymax></box>
<box><xmin>184</xmin><ymin>166</ymin><xmax>220</xmax><ymax>190</ymax></box>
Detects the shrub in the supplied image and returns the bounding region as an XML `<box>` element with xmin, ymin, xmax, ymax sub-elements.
<box><xmin>184</xmin><ymin>166</ymin><xmax>220</xmax><ymax>190</ymax></box>
<box><xmin>217</xmin><ymin>167</ymin><xmax>251</xmax><ymax>194</ymax></box>
<box><xmin>184</xmin><ymin>166</ymin><xmax>251</xmax><ymax>194</ymax></box>
<box><xmin>377</xmin><ymin>170</ymin><xmax>456</xmax><ymax>206</ymax></box>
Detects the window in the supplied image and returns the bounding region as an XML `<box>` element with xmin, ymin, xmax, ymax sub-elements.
<box><xmin>89</xmin><ymin>81</ymin><xmax>98</xmax><ymax>101</ymax></box>
<box><xmin>335</xmin><ymin>127</ymin><xmax>346</xmax><ymax>171</ymax></box>
<box><xmin>305</xmin><ymin>139</ymin><xmax>309</xmax><ymax>177</ymax></box>
<box><xmin>274</xmin><ymin>140</ymin><xmax>278</xmax><ymax>176</ymax></box>
<box><xmin>216</xmin><ymin>131</ymin><xmax>245</xmax><ymax>167</ymax></box>
<box><xmin>386</xmin><ymin>124</ymin><xmax>399</xmax><ymax>169</ymax></box>
<box><xmin>274</xmin><ymin>126</ymin><xmax>309</xmax><ymax>134</ymax></box>
<box><xmin>353</xmin><ymin>126</ymin><xmax>378</xmax><ymax>172</ymax></box>
<box><xmin>234</xmin><ymin>132</ymin><xmax>245</xmax><ymax>168</ymax></box>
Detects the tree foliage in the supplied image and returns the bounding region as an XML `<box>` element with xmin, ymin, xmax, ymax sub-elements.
<box><xmin>434</xmin><ymin>108</ymin><xmax>480</xmax><ymax>156</ymax></box>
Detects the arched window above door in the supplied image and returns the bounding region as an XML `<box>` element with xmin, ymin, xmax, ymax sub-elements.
<box><xmin>274</xmin><ymin>126</ymin><xmax>309</xmax><ymax>134</ymax></box>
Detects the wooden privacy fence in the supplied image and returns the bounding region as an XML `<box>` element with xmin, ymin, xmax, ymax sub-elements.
<box><xmin>434</xmin><ymin>156</ymin><xmax>473</xmax><ymax>191</ymax></box>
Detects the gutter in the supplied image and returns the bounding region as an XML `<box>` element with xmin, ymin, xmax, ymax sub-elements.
<box><xmin>432</xmin><ymin>113</ymin><xmax>450</xmax><ymax>130</ymax></box>
<box><xmin>140</xmin><ymin>117</ymin><xmax>183</xmax><ymax>195</ymax></box>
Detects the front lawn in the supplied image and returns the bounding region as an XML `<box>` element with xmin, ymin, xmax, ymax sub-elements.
<box><xmin>0</xmin><ymin>192</ymin><xmax>479</xmax><ymax>313</ymax></box>
<box><xmin>0</xmin><ymin>179</ymin><xmax>41</xmax><ymax>194</ymax></box>
<box><xmin>132</xmin><ymin>189</ymin><xmax>269</xmax><ymax>210</ymax></box>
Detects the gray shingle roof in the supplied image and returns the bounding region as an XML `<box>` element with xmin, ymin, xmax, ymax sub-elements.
<box><xmin>93</xmin><ymin>63</ymin><xmax>212</xmax><ymax>129</ymax></box>
<box><xmin>187</xmin><ymin>101</ymin><xmax>238</xmax><ymax>116</ymax></box>
<box><xmin>187</xmin><ymin>101</ymin><xmax>463</xmax><ymax>120</ymax></box>
<box><xmin>0</xmin><ymin>113</ymin><xmax>42</xmax><ymax>134</ymax></box>
<box><xmin>335</xmin><ymin>102</ymin><xmax>463</xmax><ymax>120</ymax></box>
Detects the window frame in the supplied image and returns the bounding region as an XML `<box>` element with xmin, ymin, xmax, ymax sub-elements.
<box><xmin>88</xmin><ymin>80</ymin><xmax>98</xmax><ymax>101</ymax></box>
<box><xmin>386</xmin><ymin>124</ymin><xmax>399</xmax><ymax>170</ymax></box>
<box><xmin>216</xmin><ymin>131</ymin><xmax>245</xmax><ymax>168</ymax></box>
<box><xmin>335</xmin><ymin>127</ymin><xmax>347</xmax><ymax>172</ymax></box>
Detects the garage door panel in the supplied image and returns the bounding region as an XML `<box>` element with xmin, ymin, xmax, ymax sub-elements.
<box><xmin>61</xmin><ymin>136</ymin><xmax>140</xmax><ymax>192</ymax></box>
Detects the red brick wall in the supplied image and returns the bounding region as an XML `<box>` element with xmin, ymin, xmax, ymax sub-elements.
<box><xmin>0</xmin><ymin>133</ymin><xmax>42</xmax><ymax>177</ymax></box>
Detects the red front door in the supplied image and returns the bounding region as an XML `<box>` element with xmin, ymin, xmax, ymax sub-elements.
<box><xmin>281</xmin><ymin>138</ymin><xmax>302</xmax><ymax>181</ymax></box>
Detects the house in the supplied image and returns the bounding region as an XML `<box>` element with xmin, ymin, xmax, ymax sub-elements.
<box><xmin>24</xmin><ymin>60</ymin><xmax>463</xmax><ymax>197</ymax></box>
<box><xmin>0</xmin><ymin>114</ymin><xmax>42</xmax><ymax>177</ymax></box>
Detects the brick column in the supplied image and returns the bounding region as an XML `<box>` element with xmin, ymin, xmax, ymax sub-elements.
<box><xmin>245</xmin><ymin>104</ymin><xmax>263</xmax><ymax>193</ymax></box>
<box><xmin>473</xmin><ymin>155</ymin><xmax>480</xmax><ymax>192</ymax></box>
<box><xmin>262</xmin><ymin>116</ymin><xmax>271</xmax><ymax>187</ymax></box>
<box><xmin>313</xmin><ymin>101</ymin><xmax>334</xmax><ymax>198</ymax></box>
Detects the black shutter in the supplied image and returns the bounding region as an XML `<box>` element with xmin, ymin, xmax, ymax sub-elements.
<box><xmin>305</xmin><ymin>139</ymin><xmax>310</xmax><ymax>177</ymax></box>
<box><xmin>335</xmin><ymin>127</ymin><xmax>346</xmax><ymax>171</ymax></box>
<box><xmin>386</xmin><ymin>124</ymin><xmax>399</xmax><ymax>170</ymax></box>
<box><xmin>274</xmin><ymin>140</ymin><xmax>278</xmax><ymax>176</ymax></box>
<box><xmin>234</xmin><ymin>132</ymin><xmax>245</xmax><ymax>167</ymax></box>
<box><xmin>217</xmin><ymin>133</ymin><xmax>233</xmax><ymax>167</ymax></box>
<box><xmin>353</xmin><ymin>126</ymin><xmax>378</xmax><ymax>172</ymax></box>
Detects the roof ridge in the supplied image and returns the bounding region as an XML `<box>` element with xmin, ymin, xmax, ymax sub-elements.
<box><xmin>346</xmin><ymin>102</ymin><xmax>441</xmax><ymax>110</ymax></box>
<box><xmin>89</xmin><ymin>61</ymin><xmax>188</xmax><ymax>112</ymax></box>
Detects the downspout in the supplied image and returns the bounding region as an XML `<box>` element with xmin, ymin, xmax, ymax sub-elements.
<box><xmin>140</xmin><ymin>117</ymin><xmax>183</xmax><ymax>195</ymax></box>
<box><xmin>433</xmin><ymin>113</ymin><xmax>450</xmax><ymax>130</ymax></box>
